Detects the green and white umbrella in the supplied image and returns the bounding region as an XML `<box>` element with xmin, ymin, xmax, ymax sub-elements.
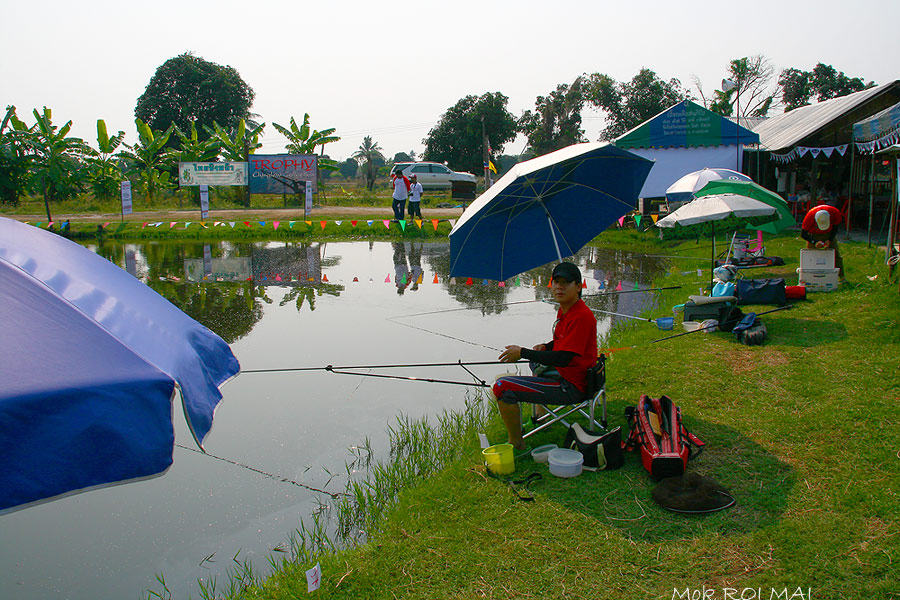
<box><xmin>694</xmin><ymin>179</ymin><xmax>795</xmax><ymax>234</ymax></box>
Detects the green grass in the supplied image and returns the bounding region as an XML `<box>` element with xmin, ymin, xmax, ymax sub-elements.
<box><xmin>221</xmin><ymin>231</ymin><xmax>899</xmax><ymax>600</ymax></box>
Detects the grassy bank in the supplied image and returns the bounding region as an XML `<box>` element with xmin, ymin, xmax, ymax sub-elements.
<box><xmin>217</xmin><ymin>232</ymin><xmax>899</xmax><ymax>600</ymax></box>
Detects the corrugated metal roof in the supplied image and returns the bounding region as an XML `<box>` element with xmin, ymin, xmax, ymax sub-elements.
<box><xmin>752</xmin><ymin>81</ymin><xmax>900</xmax><ymax>151</ymax></box>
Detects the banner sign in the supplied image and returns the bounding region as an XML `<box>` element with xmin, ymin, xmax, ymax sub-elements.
<box><xmin>200</xmin><ymin>185</ymin><xmax>210</xmax><ymax>220</ymax></box>
<box><xmin>179</xmin><ymin>162</ymin><xmax>248</xmax><ymax>186</ymax></box>
<box><xmin>249</xmin><ymin>155</ymin><xmax>317</xmax><ymax>195</ymax></box>
<box><xmin>121</xmin><ymin>181</ymin><xmax>132</xmax><ymax>215</ymax></box>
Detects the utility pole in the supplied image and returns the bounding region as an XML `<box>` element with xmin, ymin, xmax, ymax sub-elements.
<box><xmin>482</xmin><ymin>116</ymin><xmax>490</xmax><ymax>191</ymax></box>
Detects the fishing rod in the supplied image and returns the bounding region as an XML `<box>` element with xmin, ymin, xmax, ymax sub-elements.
<box><xmin>325</xmin><ymin>367</ymin><xmax>491</xmax><ymax>388</ymax></box>
<box><xmin>241</xmin><ymin>359</ymin><xmax>521</xmax><ymax>374</ymax></box>
<box><xmin>396</xmin><ymin>286</ymin><xmax>683</xmax><ymax>319</ymax></box>
<box><xmin>590</xmin><ymin>308</ymin><xmax>674</xmax><ymax>330</ymax></box>
<box><xmin>650</xmin><ymin>304</ymin><xmax>794</xmax><ymax>344</ymax></box>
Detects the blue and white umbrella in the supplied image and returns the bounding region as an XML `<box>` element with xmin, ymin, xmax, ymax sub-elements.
<box><xmin>665</xmin><ymin>167</ymin><xmax>752</xmax><ymax>204</ymax></box>
<box><xmin>449</xmin><ymin>143</ymin><xmax>653</xmax><ymax>281</ymax></box>
<box><xmin>0</xmin><ymin>217</ymin><xmax>240</xmax><ymax>513</ymax></box>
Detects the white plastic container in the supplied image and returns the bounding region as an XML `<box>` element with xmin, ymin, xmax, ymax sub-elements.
<box><xmin>800</xmin><ymin>249</ymin><xmax>835</xmax><ymax>270</ymax></box>
<box><xmin>548</xmin><ymin>448</ymin><xmax>584</xmax><ymax>478</ymax></box>
<box><xmin>531</xmin><ymin>444</ymin><xmax>557</xmax><ymax>463</ymax></box>
<box><xmin>797</xmin><ymin>267</ymin><xmax>840</xmax><ymax>292</ymax></box>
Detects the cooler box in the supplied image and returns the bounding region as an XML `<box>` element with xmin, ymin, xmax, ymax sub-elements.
<box><xmin>800</xmin><ymin>249</ymin><xmax>835</xmax><ymax>270</ymax></box>
<box><xmin>797</xmin><ymin>268</ymin><xmax>840</xmax><ymax>292</ymax></box>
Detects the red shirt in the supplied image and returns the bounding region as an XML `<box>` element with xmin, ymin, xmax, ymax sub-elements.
<box><xmin>552</xmin><ymin>298</ymin><xmax>598</xmax><ymax>393</ymax></box>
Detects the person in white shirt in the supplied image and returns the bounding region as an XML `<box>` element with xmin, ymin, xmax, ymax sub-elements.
<box><xmin>391</xmin><ymin>172</ymin><xmax>410</xmax><ymax>220</ymax></box>
<box><xmin>408</xmin><ymin>174</ymin><xmax>424</xmax><ymax>219</ymax></box>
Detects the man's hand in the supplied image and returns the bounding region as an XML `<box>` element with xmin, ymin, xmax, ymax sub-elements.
<box><xmin>499</xmin><ymin>345</ymin><xmax>523</xmax><ymax>363</ymax></box>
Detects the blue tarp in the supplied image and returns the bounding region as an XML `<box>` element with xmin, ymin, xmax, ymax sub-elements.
<box><xmin>0</xmin><ymin>218</ymin><xmax>240</xmax><ymax>513</ymax></box>
<box><xmin>852</xmin><ymin>100</ymin><xmax>900</xmax><ymax>142</ymax></box>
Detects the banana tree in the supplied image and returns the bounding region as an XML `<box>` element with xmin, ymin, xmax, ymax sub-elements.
<box><xmin>170</xmin><ymin>121</ymin><xmax>222</xmax><ymax>207</ymax></box>
<box><xmin>0</xmin><ymin>105</ymin><xmax>33</xmax><ymax>207</ymax></box>
<box><xmin>273</xmin><ymin>114</ymin><xmax>341</xmax><ymax>201</ymax></box>
<box><xmin>203</xmin><ymin>119</ymin><xmax>265</xmax><ymax>206</ymax></box>
<box><xmin>86</xmin><ymin>119</ymin><xmax>126</xmax><ymax>200</ymax></box>
<box><xmin>203</xmin><ymin>119</ymin><xmax>265</xmax><ymax>161</ymax></box>
<box><xmin>121</xmin><ymin>119</ymin><xmax>175</xmax><ymax>203</ymax></box>
<box><xmin>30</xmin><ymin>107</ymin><xmax>90</xmax><ymax>221</ymax></box>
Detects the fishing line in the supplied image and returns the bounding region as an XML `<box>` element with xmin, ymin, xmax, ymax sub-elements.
<box><xmin>385</xmin><ymin>316</ymin><xmax>502</xmax><ymax>352</ymax></box>
<box><xmin>174</xmin><ymin>443</ymin><xmax>346</xmax><ymax>498</ymax></box>
<box><xmin>650</xmin><ymin>305</ymin><xmax>794</xmax><ymax>343</ymax></box>
<box><xmin>326</xmin><ymin>368</ymin><xmax>490</xmax><ymax>388</ymax></box>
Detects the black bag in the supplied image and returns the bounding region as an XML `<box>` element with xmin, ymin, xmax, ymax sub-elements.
<box><xmin>736</xmin><ymin>278</ymin><xmax>787</xmax><ymax>306</ymax></box>
<box><xmin>563</xmin><ymin>423</ymin><xmax>624</xmax><ymax>471</ymax></box>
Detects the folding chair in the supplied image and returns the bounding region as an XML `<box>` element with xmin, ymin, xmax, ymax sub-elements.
<box><xmin>523</xmin><ymin>354</ymin><xmax>608</xmax><ymax>440</ymax></box>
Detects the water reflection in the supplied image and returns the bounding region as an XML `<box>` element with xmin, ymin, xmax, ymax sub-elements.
<box><xmin>0</xmin><ymin>239</ymin><xmax>673</xmax><ymax>600</ymax></box>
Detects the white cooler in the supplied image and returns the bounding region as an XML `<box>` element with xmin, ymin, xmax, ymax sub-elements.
<box><xmin>797</xmin><ymin>267</ymin><xmax>840</xmax><ymax>291</ymax></box>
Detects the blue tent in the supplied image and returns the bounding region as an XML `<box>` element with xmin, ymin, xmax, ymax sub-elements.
<box><xmin>0</xmin><ymin>218</ymin><xmax>240</xmax><ymax>513</ymax></box>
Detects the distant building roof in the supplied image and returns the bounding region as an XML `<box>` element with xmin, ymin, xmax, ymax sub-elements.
<box><xmin>615</xmin><ymin>100</ymin><xmax>758</xmax><ymax>149</ymax></box>
<box><xmin>752</xmin><ymin>81</ymin><xmax>900</xmax><ymax>151</ymax></box>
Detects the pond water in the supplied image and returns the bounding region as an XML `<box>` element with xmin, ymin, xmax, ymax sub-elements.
<box><xmin>0</xmin><ymin>239</ymin><xmax>669</xmax><ymax>600</ymax></box>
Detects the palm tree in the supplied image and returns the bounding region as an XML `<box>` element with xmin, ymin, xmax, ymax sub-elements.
<box><xmin>120</xmin><ymin>119</ymin><xmax>175</xmax><ymax>203</ymax></box>
<box><xmin>352</xmin><ymin>135</ymin><xmax>384</xmax><ymax>191</ymax></box>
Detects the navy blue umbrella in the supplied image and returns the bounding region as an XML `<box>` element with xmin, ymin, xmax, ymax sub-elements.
<box><xmin>0</xmin><ymin>218</ymin><xmax>240</xmax><ymax>514</ymax></box>
<box><xmin>449</xmin><ymin>143</ymin><xmax>653</xmax><ymax>280</ymax></box>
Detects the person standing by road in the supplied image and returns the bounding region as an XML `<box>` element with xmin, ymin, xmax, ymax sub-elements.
<box><xmin>391</xmin><ymin>171</ymin><xmax>411</xmax><ymax>221</ymax></box>
<box><xmin>408</xmin><ymin>174</ymin><xmax>424</xmax><ymax>220</ymax></box>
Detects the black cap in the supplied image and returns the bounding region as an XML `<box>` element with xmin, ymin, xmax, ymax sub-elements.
<box><xmin>551</xmin><ymin>262</ymin><xmax>581</xmax><ymax>284</ymax></box>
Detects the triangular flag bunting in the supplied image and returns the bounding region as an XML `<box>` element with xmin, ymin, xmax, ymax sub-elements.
<box><xmin>142</xmin><ymin>222</ymin><xmax>148</xmax><ymax>228</ymax></box>
<box><xmin>229</xmin><ymin>222</ymin><xmax>236</xmax><ymax>228</ymax></box>
<box><xmin>351</xmin><ymin>220</ymin><xmax>358</xmax><ymax>227</ymax></box>
<box><xmin>383</xmin><ymin>220</ymin><xmax>390</xmax><ymax>229</ymax></box>
<box><xmin>433</xmin><ymin>274</ymin><xmax>439</xmax><ymax>284</ymax></box>
<box><xmin>367</xmin><ymin>220</ymin><xmax>373</xmax><ymax>227</ymax></box>
<box><xmin>465</xmin><ymin>277</ymin><xmax>473</xmax><ymax>286</ymax></box>
<box><xmin>448</xmin><ymin>219</ymin><xmax>456</xmax><ymax>227</ymax></box>
<box><xmin>184</xmin><ymin>222</ymin><xmax>192</xmax><ymax>228</ymax></box>
<box><xmin>244</xmin><ymin>221</ymin><xmax>251</xmax><ymax>227</ymax></box>
<box><xmin>322</xmin><ymin>274</ymin><xmax>329</xmax><ymax>282</ymax></box>
<box><xmin>335</xmin><ymin>220</ymin><xmax>342</xmax><ymax>226</ymax></box>
<box><xmin>651</xmin><ymin>214</ymin><xmax>659</xmax><ymax>223</ymax></box>
<box><xmin>289</xmin><ymin>221</ymin><xmax>295</xmax><ymax>228</ymax></box>
<box><xmin>635</xmin><ymin>215</ymin><xmax>642</xmax><ymax>228</ymax></box>
<box><xmin>305</xmin><ymin>221</ymin><xmax>312</xmax><ymax>226</ymax></box>
<box><xmin>385</xmin><ymin>274</ymin><xmax>391</xmax><ymax>283</ymax></box>
<box><xmin>616</xmin><ymin>281</ymin><xmax>623</xmax><ymax>291</ymax></box>
<box><xmin>414</xmin><ymin>219</ymin><xmax>422</xmax><ymax>229</ymax></box>
<box><xmin>273</xmin><ymin>221</ymin><xmax>279</xmax><ymax>230</ymax></box>
<box><xmin>320</xmin><ymin>221</ymin><xmax>327</xmax><ymax>230</ymax></box>
<box><xmin>582</xmin><ymin>280</ymin><xmax>587</xmax><ymax>288</ymax></box>
<box><xmin>399</xmin><ymin>220</ymin><xmax>407</xmax><ymax>231</ymax></box>
<box><xmin>170</xmin><ymin>222</ymin><xmax>176</xmax><ymax>228</ymax></box>
<box><xmin>431</xmin><ymin>219</ymin><xmax>439</xmax><ymax>231</ymax></box>
<box><xmin>102</xmin><ymin>222</ymin><xmax>110</xmax><ymax>228</ymax></box>
<box><xmin>617</xmin><ymin>216</ymin><xmax>625</xmax><ymax>227</ymax></box>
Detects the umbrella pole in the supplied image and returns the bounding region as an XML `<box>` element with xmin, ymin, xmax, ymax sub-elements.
<box><xmin>542</xmin><ymin>201</ymin><xmax>564</xmax><ymax>262</ymax></box>
<box><xmin>710</xmin><ymin>222</ymin><xmax>716</xmax><ymax>289</ymax></box>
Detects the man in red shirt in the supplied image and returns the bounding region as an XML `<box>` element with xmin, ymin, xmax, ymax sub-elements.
<box><xmin>493</xmin><ymin>262</ymin><xmax>598</xmax><ymax>450</ymax></box>
<box><xmin>801</xmin><ymin>204</ymin><xmax>844</xmax><ymax>278</ymax></box>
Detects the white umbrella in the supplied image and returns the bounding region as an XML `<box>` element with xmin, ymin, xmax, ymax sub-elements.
<box><xmin>657</xmin><ymin>194</ymin><xmax>776</xmax><ymax>228</ymax></box>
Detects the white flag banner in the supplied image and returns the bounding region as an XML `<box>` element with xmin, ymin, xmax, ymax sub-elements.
<box><xmin>306</xmin><ymin>562</ymin><xmax>322</xmax><ymax>592</ymax></box>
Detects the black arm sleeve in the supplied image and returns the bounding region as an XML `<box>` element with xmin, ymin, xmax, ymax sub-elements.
<box><xmin>520</xmin><ymin>348</ymin><xmax>576</xmax><ymax>367</ymax></box>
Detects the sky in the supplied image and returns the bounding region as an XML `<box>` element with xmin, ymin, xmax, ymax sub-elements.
<box><xmin>4</xmin><ymin>0</ymin><xmax>899</xmax><ymax>165</ymax></box>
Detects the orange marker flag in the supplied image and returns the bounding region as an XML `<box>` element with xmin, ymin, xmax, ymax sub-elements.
<box><xmin>582</xmin><ymin>280</ymin><xmax>587</xmax><ymax>288</ymax></box>
<box><xmin>431</xmin><ymin>219</ymin><xmax>439</xmax><ymax>231</ymax></box>
<box><xmin>433</xmin><ymin>273</ymin><xmax>439</xmax><ymax>284</ymax></box>
<box><xmin>322</xmin><ymin>274</ymin><xmax>329</xmax><ymax>282</ymax></box>
<box><xmin>320</xmin><ymin>221</ymin><xmax>327</xmax><ymax>230</ymax></box>
<box><xmin>305</xmin><ymin>220</ymin><xmax>312</xmax><ymax>226</ymax></box>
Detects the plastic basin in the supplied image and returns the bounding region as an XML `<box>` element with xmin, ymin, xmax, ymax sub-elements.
<box><xmin>548</xmin><ymin>448</ymin><xmax>583</xmax><ymax>478</ymax></box>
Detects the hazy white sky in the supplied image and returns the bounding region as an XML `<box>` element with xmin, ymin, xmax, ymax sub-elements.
<box><xmin>4</xmin><ymin>0</ymin><xmax>898</xmax><ymax>163</ymax></box>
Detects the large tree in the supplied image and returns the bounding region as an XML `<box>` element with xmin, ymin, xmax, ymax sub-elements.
<box><xmin>135</xmin><ymin>53</ymin><xmax>254</xmax><ymax>142</ymax></box>
<box><xmin>423</xmin><ymin>92</ymin><xmax>517</xmax><ymax>174</ymax></box>
<box><xmin>779</xmin><ymin>63</ymin><xmax>873</xmax><ymax>112</ymax></box>
<box><xmin>519</xmin><ymin>77</ymin><xmax>586</xmax><ymax>155</ymax></box>
<box><xmin>585</xmin><ymin>69</ymin><xmax>690</xmax><ymax>141</ymax></box>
